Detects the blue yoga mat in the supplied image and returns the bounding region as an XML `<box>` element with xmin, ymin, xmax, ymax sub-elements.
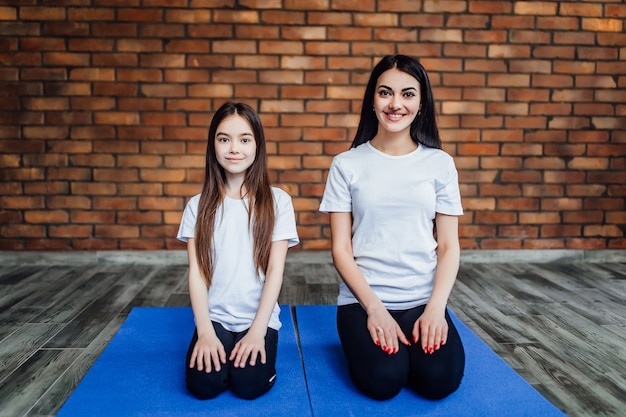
<box><xmin>57</xmin><ymin>307</ymin><xmax>312</xmax><ymax>417</ymax></box>
<box><xmin>295</xmin><ymin>305</ymin><xmax>566</xmax><ymax>417</ymax></box>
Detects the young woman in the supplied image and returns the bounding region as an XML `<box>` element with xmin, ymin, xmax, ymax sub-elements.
<box><xmin>177</xmin><ymin>102</ymin><xmax>299</xmax><ymax>400</ymax></box>
<box><xmin>320</xmin><ymin>55</ymin><xmax>465</xmax><ymax>400</ymax></box>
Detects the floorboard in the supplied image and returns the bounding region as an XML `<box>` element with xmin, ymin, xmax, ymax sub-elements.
<box><xmin>0</xmin><ymin>253</ymin><xmax>624</xmax><ymax>417</ymax></box>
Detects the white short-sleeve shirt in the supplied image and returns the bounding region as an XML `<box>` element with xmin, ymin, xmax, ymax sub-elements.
<box><xmin>320</xmin><ymin>142</ymin><xmax>463</xmax><ymax>309</ymax></box>
<box><xmin>178</xmin><ymin>187</ymin><xmax>299</xmax><ymax>332</ymax></box>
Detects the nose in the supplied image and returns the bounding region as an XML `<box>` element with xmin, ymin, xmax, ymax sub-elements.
<box><xmin>229</xmin><ymin>141</ymin><xmax>239</xmax><ymax>154</ymax></box>
<box><xmin>389</xmin><ymin>95</ymin><xmax>401</xmax><ymax>110</ymax></box>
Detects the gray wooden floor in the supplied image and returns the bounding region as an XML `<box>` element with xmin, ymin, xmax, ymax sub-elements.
<box><xmin>0</xmin><ymin>251</ymin><xmax>625</xmax><ymax>417</ymax></box>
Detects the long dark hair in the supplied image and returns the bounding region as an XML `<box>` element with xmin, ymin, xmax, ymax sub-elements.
<box><xmin>195</xmin><ymin>102</ymin><xmax>275</xmax><ymax>287</ymax></box>
<box><xmin>351</xmin><ymin>54</ymin><xmax>441</xmax><ymax>150</ymax></box>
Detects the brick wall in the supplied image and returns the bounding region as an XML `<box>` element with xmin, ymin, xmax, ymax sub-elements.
<box><xmin>1</xmin><ymin>1</ymin><xmax>625</xmax><ymax>251</ymax></box>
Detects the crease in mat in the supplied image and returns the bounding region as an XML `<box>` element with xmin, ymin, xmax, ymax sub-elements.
<box><xmin>295</xmin><ymin>305</ymin><xmax>566</xmax><ymax>417</ymax></box>
<box><xmin>57</xmin><ymin>306</ymin><xmax>312</xmax><ymax>417</ymax></box>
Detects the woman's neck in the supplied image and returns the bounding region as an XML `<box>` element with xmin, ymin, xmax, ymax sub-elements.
<box><xmin>370</xmin><ymin>131</ymin><xmax>417</xmax><ymax>156</ymax></box>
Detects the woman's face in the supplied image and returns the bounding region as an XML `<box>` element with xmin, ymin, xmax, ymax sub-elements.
<box><xmin>214</xmin><ymin>114</ymin><xmax>257</xmax><ymax>178</ymax></box>
<box><xmin>373</xmin><ymin>68</ymin><xmax>422</xmax><ymax>135</ymax></box>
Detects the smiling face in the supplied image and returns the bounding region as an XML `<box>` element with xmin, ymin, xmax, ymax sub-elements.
<box><xmin>214</xmin><ymin>114</ymin><xmax>257</xmax><ymax>180</ymax></box>
<box><xmin>373</xmin><ymin>68</ymin><xmax>422</xmax><ymax>135</ymax></box>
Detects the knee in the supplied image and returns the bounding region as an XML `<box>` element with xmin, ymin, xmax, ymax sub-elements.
<box><xmin>411</xmin><ymin>371</ymin><xmax>463</xmax><ymax>400</ymax></box>
<box><xmin>352</xmin><ymin>363</ymin><xmax>406</xmax><ymax>401</ymax></box>
<box><xmin>230</xmin><ymin>369</ymin><xmax>277</xmax><ymax>400</ymax></box>
<box><xmin>186</xmin><ymin>381</ymin><xmax>226</xmax><ymax>400</ymax></box>
<box><xmin>186</xmin><ymin>370</ymin><xmax>228</xmax><ymax>400</ymax></box>
<box><xmin>419</xmin><ymin>379</ymin><xmax>462</xmax><ymax>400</ymax></box>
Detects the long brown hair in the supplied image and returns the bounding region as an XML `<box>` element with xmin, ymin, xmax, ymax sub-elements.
<box><xmin>194</xmin><ymin>102</ymin><xmax>275</xmax><ymax>287</ymax></box>
<box><xmin>352</xmin><ymin>55</ymin><xmax>441</xmax><ymax>150</ymax></box>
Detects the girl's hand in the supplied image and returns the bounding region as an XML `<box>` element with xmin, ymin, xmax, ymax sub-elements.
<box><xmin>413</xmin><ymin>306</ymin><xmax>448</xmax><ymax>354</ymax></box>
<box><xmin>367</xmin><ymin>305</ymin><xmax>410</xmax><ymax>354</ymax></box>
<box><xmin>230</xmin><ymin>329</ymin><xmax>266</xmax><ymax>368</ymax></box>
<box><xmin>190</xmin><ymin>333</ymin><xmax>226</xmax><ymax>373</ymax></box>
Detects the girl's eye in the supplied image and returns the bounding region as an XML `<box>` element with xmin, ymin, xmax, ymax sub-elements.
<box><xmin>217</xmin><ymin>136</ymin><xmax>228</xmax><ymax>142</ymax></box>
<box><xmin>241</xmin><ymin>138</ymin><xmax>250</xmax><ymax>143</ymax></box>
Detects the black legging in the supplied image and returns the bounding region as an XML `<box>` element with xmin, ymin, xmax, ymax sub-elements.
<box><xmin>337</xmin><ymin>303</ymin><xmax>465</xmax><ymax>400</ymax></box>
<box><xmin>185</xmin><ymin>322</ymin><xmax>278</xmax><ymax>400</ymax></box>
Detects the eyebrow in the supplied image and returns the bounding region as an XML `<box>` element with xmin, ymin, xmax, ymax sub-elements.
<box><xmin>216</xmin><ymin>131</ymin><xmax>254</xmax><ymax>137</ymax></box>
<box><xmin>378</xmin><ymin>84</ymin><xmax>418</xmax><ymax>92</ymax></box>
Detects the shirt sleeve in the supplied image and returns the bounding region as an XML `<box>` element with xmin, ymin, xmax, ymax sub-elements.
<box><xmin>176</xmin><ymin>195</ymin><xmax>200</xmax><ymax>242</ymax></box>
<box><xmin>435</xmin><ymin>157</ymin><xmax>463</xmax><ymax>216</ymax></box>
<box><xmin>319</xmin><ymin>156</ymin><xmax>352</xmax><ymax>213</ymax></box>
<box><xmin>272</xmin><ymin>188</ymin><xmax>300</xmax><ymax>248</ymax></box>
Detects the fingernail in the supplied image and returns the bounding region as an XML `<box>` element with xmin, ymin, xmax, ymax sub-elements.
<box><xmin>375</xmin><ymin>340</ymin><xmax>380</xmax><ymax>346</ymax></box>
<box><xmin>435</xmin><ymin>344</ymin><xmax>439</xmax><ymax>350</ymax></box>
<box><xmin>429</xmin><ymin>347</ymin><xmax>434</xmax><ymax>354</ymax></box>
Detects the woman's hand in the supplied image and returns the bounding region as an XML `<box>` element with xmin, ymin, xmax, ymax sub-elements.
<box><xmin>413</xmin><ymin>305</ymin><xmax>448</xmax><ymax>354</ymax></box>
<box><xmin>367</xmin><ymin>304</ymin><xmax>410</xmax><ymax>354</ymax></box>
<box><xmin>189</xmin><ymin>333</ymin><xmax>226</xmax><ymax>373</ymax></box>
<box><xmin>230</xmin><ymin>328</ymin><xmax>266</xmax><ymax>368</ymax></box>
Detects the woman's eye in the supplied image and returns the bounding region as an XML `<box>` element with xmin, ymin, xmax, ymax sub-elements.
<box><xmin>378</xmin><ymin>90</ymin><xmax>391</xmax><ymax>96</ymax></box>
<box><xmin>404</xmin><ymin>92</ymin><xmax>416</xmax><ymax>98</ymax></box>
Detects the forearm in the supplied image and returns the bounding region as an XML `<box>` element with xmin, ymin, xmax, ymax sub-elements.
<box><xmin>332</xmin><ymin>245</ymin><xmax>385</xmax><ymax>314</ymax></box>
<box><xmin>329</xmin><ymin>212</ymin><xmax>384</xmax><ymax>313</ymax></box>
<box><xmin>249</xmin><ymin>240</ymin><xmax>288</xmax><ymax>334</ymax></box>
<box><xmin>427</xmin><ymin>240</ymin><xmax>460</xmax><ymax>312</ymax></box>
<box><xmin>249</xmin><ymin>273</ymin><xmax>282</xmax><ymax>335</ymax></box>
<box><xmin>187</xmin><ymin>240</ymin><xmax>214</xmax><ymax>337</ymax></box>
<box><xmin>189</xmin><ymin>274</ymin><xmax>213</xmax><ymax>333</ymax></box>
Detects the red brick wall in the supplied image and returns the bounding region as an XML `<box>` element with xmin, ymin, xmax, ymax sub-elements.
<box><xmin>1</xmin><ymin>1</ymin><xmax>625</xmax><ymax>251</ymax></box>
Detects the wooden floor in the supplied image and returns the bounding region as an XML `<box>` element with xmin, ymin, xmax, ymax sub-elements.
<box><xmin>0</xmin><ymin>252</ymin><xmax>625</xmax><ymax>417</ymax></box>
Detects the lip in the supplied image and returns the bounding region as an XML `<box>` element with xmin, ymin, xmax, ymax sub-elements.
<box><xmin>384</xmin><ymin>112</ymin><xmax>406</xmax><ymax>121</ymax></box>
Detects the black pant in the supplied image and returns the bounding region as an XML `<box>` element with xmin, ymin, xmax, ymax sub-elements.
<box><xmin>337</xmin><ymin>303</ymin><xmax>465</xmax><ymax>400</ymax></box>
<box><xmin>185</xmin><ymin>322</ymin><xmax>278</xmax><ymax>400</ymax></box>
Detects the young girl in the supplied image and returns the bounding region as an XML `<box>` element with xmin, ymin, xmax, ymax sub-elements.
<box><xmin>177</xmin><ymin>102</ymin><xmax>299</xmax><ymax>400</ymax></box>
<box><xmin>320</xmin><ymin>55</ymin><xmax>465</xmax><ymax>400</ymax></box>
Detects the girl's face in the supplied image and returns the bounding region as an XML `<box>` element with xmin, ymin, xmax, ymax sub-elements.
<box><xmin>373</xmin><ymin>68</ymin><xmax>422</xmax><ymax>135</ymax></box>
<box><xmin>214</xmin><ymin>114</ymin><xmax>257</xmax><ymax>178</ymax></box>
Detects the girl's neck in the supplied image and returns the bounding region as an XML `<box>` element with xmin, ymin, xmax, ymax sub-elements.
<box><xmin>370</xmin><ymin>131</ymin><xmax>417</xmax><ymax>156</ymax></box>
<box><xmin>224</xmin><ymin>174</ymin><xmax>247</xmax><ymax>200</ymax></box>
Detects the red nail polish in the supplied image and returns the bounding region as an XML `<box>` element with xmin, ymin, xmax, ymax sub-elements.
<box><xmin>429</xmin><ymin>347</ymin><xmax>434</xmax><ymax>354</ymax></box>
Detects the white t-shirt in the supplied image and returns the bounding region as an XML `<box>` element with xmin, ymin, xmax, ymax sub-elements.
<box><xmin>319</xmin><ymin>142</ymin><xmax>463</xmax><ymax>310</ymax></box>
<box><xmin>177</xmin><ymin>187</ymin><xmax>299</xmax><ymax>332</ymax></box>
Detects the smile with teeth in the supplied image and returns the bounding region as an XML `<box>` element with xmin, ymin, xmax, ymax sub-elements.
<box><xmin>385</xmin><ymin>112</ymin><xmax>405</xmax><ymax>120</ymax></box>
